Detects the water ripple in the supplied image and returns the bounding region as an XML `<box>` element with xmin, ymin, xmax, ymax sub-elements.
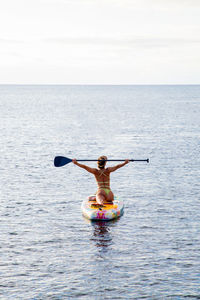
<box><xmin>0</xmin><ymin>85</ymin><xmax>200</xmax><ymax>299</ymax></box>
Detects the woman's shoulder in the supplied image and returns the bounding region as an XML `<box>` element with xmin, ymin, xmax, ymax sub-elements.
<box><xmin>93</xmin><ymin>168</ymin><xmax>99</xmax><ymax>174</ymax></box>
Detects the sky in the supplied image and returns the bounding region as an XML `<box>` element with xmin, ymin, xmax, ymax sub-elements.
<box><xmin>0</xmin><ymin>0</ymin><xmax>200</xmax><ymax>84</ymax></box>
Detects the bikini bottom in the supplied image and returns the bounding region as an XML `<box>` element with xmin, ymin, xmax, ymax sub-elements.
<box><xmin>98</xmin><ymin>188</ymin><xmax>111</xmax><ymax>196</ymax></box>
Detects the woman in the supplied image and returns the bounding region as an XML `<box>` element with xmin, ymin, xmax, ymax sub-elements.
<box><xmin>72</xmin><ymin>156</ymin><xmax>129</xmax><ymax>205</ymax></box>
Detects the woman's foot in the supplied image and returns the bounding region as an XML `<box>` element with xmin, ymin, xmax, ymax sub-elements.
<box><xmin>88</xmin><ymin>195</ymin><xmax>96</xmax><ymax>201</ymax></box>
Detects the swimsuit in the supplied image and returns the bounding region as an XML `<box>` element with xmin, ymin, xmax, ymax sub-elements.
<box><xmin>98</xmin><ymin>186</ymin><xmax>111</xmax><ymax>195</ymax></box>
<box><xmin>97</xmin><ymin>170</ymin><xmax>111</xmax><ymax>195</ymax></box>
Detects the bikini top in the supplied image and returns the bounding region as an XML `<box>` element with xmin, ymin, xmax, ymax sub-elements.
<box><xmin>97</xmin><ymin>170</ymin><xmax>110</xmax><ymax>188</ymax></box>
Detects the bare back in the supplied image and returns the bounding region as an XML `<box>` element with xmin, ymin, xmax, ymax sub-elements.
<box><xmin>94</xmin><ymin>168</ymin><xmax>111</xmax><ymax>189</ymax></box>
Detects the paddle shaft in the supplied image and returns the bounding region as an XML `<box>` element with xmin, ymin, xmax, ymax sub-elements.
<box><xmin>75</xmin><ymin>159</ymin><xmax>149</xmax><ymax>162</ymax></box>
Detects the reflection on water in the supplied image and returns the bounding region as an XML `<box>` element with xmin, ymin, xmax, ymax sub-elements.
<box><xmin>91</xmin><ymin>221</ymin><xmax>112</xmax><ymax>249</ymax></box>
<box><xmin>89</xmin><ymin>219</ymin><xmax>119</xmax><ymax>252</ymax></box>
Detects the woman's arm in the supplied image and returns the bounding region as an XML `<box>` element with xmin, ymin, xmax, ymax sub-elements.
<box><xmin>72</xmin><ymin>159</ymin><xmax>97</xmax><ymax>174</ymax></box>
<box><xmin>107</xmin><ymin>159</ymin><xmax>130</xmax><ymax>173</ymax></box>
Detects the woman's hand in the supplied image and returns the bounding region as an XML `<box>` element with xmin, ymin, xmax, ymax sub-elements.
<box><xmin>72</xmin><ymin>159</ymin><xmax>77</xmax><ymax>165</ymax></box>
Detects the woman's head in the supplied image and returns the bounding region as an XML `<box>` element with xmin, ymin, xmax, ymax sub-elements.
<box><xmin>97</xmin><ymin>155</ymin><xmax>107</xmax><ymax>169</ymax></box>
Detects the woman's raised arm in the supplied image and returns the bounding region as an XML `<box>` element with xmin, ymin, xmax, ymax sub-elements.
<box><xmin>72</xmin><ymin>159</ymin><xmax>97</xmax><ymax>174</ymax></box>
<box><xmin>107</xmin><ymin>159</ymin><xmax>130</xmax><ymax>173</ymax></box>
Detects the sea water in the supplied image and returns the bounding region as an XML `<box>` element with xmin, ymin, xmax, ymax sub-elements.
<box><xmin>0</xmin><ymin>85</ymin><xmax>200</xmax><ymax>299</ymax></box>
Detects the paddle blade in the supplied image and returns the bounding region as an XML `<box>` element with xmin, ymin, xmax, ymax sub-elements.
<box><xmin>54</xmin><ymin>156</ymin><xmax>72</xmax><ymax>167</ymax></box>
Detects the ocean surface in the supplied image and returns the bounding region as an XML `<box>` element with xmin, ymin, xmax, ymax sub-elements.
<box><xmin>0</xmin><ymin>85</ymin><xmax>200</xmax><ymax>299</ymax></box>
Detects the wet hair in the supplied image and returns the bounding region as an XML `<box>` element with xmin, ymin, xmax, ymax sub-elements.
<box><xmin>97</xmin><ymin>156</ymin><xmax>107</xmax><ymax>169</ymax></box>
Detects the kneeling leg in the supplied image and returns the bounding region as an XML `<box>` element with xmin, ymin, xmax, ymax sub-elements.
<box><xmin>96</xmin><ymin>194</ymin><xmax>105</xmax><ymax>205</ymax></box>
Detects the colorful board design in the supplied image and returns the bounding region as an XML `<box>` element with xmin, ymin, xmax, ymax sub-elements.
<box><xmin>81</xmin><ymin>196</ymin><xmax>124</xmax><ymax>221</ymax></box>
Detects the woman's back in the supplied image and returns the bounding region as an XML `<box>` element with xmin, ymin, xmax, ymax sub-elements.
<box><xmin>94</xmin><ymin>168</ymin><xmax>110</xmax><ymax>189</ymax></box>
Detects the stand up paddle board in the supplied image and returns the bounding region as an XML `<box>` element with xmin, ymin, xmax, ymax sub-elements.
<box><xmin>81</xmin><ymin>196</ymin><xmax>124</xmax><ymax>221</ymax></box>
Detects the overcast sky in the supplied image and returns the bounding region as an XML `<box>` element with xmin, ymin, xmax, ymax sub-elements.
<box><xmin>0</xmin><ymin>0</ymin><xmax>200</xmax><ymax>84</ymax></box>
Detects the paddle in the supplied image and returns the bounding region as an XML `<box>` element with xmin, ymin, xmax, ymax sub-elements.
<box><xmin>54</xmin><ymin>156</ymin><xmax>149</xmax><ymax>167</ymax></box>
